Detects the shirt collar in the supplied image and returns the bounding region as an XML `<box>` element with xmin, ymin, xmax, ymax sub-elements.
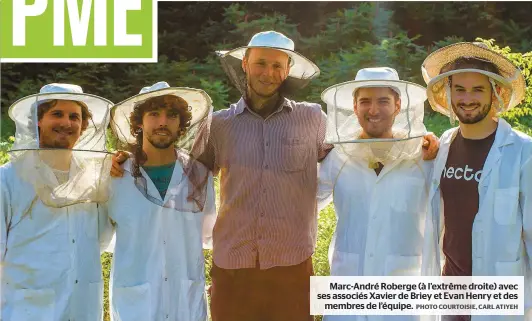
<box><xmin>235</xmin><ymin>96</ymin><xmax>293</xmax><ymax>115</ymax></box>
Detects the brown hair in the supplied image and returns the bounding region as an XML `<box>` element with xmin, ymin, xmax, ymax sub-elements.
<box><xmin>442</xmin><ymin>57</ymin><xmax>501</xmax><ymax>76</ymax></box>
<box><xmin>37</xmin><ymin>99</ymin><xmax>93</xmax><ymax>133</ymax></box>
<box><xmin>443</xmin><ymin>57</ymin><xmax>502</xmax><ymax>91</ymax></box>
<box><xmin>129</xmin><ymin>94</ymin><xmax>192</xmax><ymax>177</ymax></box>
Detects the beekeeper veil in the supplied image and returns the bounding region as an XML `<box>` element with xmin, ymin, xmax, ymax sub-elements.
<box><xmin>322</xmin><ymin>67</ymin><xmax>427</xmax><ymax>166</ymax></box>
<box><xmin>216</xmin><ymin>30</ymin><xmax>320</xmax><ymax>98</ymax></box>
<box><xmin>7</xmin><ymin>83</ymin><xmax>113</xmax><ymax>207</ymax></box>
<box><xmin>110</xmin><ymin>81</ymin><xmax>213</xmax><ymax>213</ymax></box>
<box><xmin>421</xmin><ymin>42</ymin><xmax>526</xmax><ymax>124</ymax></box>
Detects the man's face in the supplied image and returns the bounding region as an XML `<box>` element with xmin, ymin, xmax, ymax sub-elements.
<box><xmin>450</xmin><ymin>72</ymin><xmax>493</xmax><ymax>124</ymax></box>
<box><xmin>141</xmin><ymin>108</ymin><xmax>181</xmax><ymax>149</ymax></box>
<box><xmin>38</xmin><ymin>100</ymin><xmax>83</xmax><ymax>149</ymax></box>
<box><xmin>354</xmin><ymin>87</ymin><xmax>400</xmax><ymax>139</ymax></box>
<box><xmin>242</xmin><ymin>48</ymin><xmax>291</xmax><ymax>98</ymax></box>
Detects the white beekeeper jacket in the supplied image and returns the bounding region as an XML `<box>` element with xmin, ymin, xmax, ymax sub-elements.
<box><xmin>0</xmin><ymin>160</ymin><xmax>113</xmax><ymax>321</ymax></box>
<box><xmin>106</xmin><ymin>157</ymin><xmax>216</xmax><ymax>321</ymax></box>
<box><xmin>318</xmin><ymin>147</ymin><xmax>434</xmax><ymax>321</ymax></box>
<box><xmin>421</xmin><ymin>119</ymin><xmax>532</xmax><ymax>321</ymax></box>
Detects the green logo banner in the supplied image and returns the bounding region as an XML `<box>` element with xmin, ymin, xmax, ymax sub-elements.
<box><xmin>0</xmin><ymin>0</ymin><xmax>156</xmax><ymax>62</ymax></box>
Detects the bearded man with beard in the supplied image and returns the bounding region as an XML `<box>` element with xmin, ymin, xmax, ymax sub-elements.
<box><xmin>200</xmin><ymin>31</ymin><xmax>328</xmax><ymax>321</ymax></box>
<box><xmin>105</xmin><ymin>82</ymin><xmax>216</xmax><ymax>321</ymax></box>
<box><xmin>1</xmin><ymin>84</ymin><xmax>114</xmax><ymax>321</ymax></box>
<box><xmin>421</xmin><ymin>43</ymin><xmax>532</xmax><ymax>321</ymax></box>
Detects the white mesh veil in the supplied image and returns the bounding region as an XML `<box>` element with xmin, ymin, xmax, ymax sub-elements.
<box><xmin>110</xmin><ymin>82</ymin><xmax>213</xmax><ymax>213</ymax></box>
<box><xmin>322</xmin><ymin>68</ymin><xmax>428</xmax><ymax>165</ymax></box>
<box><xmin>7</xmin><ymin>84</ymin><xmax>113</xmax><ymax>208</ymax></box>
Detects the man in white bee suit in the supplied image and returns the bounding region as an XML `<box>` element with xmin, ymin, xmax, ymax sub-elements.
<box><xmin>421</xmin><ymin>43</ymin><xmax>532</xmax><ymax>321</ymax></box>
<box><xmin>318</xmin><ymin>67</ymin><xmax>437</xmax><ymax>321</ymax></box>
<box><xmin>106</xmin><ymin>81</ymin><xmax>216</xmax><ymax>321</ymax></box>
<box><xmin>0</xmin><ymin>83</ymin><xmax>114</xmax><ymax>320</ymax></box>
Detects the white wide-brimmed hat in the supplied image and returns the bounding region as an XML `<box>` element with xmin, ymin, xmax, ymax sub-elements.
<box><xmin>322</xmin><ymin>67</ymin><xmax>427</xmax><ymax>143</ymax></box>
<box><xmin>321</xmin><ymin>67</ymin><xmax>428</xmax><ymax>164</ymax></box>
<box><xmin>111</xmin><ymin>81</ymin><xmax>213</xmax><ymax>144</ymax></box>
<box><xmin>7</xmin><ymin>83</ymin><xmax>114</xmax><ymax>207</ymax></box>
<box><xmin>216</xmin><ymin>30</ymin><xmax>320</xmax><ymax>95</ymax></box>
<box><xmin>8</xmin><ymin>83</ymin><xmax>112</xmax><ymax>151</ymax></box>
<box><xmin>422</xmin><ymin>42</ymin><xmax>526</xmax><ymax>116</ymax></box>
<box><xmin>322</xmin><ymin>67</ymin><xmax>427</xmax><ymax>111</ymax></box>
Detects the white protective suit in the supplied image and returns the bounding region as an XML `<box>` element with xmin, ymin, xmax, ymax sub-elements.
<box><xmin>106</xmin><ymin>156</ymin><xmax>216</xmax><ymax>321</ymax></box>
<box><xmin>0</xmin><ymin>160</ymin><xmax>113</xmax><ymax>321</ymax></box>
<box><xmin>318</xmin><ymin>67</ymin><xmax>436</xmax><ymax>321</ymax></box>
<box><xmin>318</xmin><ymin>148</ymin><xmax>433</xmax><ymax>321</ymax></box>
<box><xmin>1</xmin><ymin>83</ymin><xmax>113</xmax><ymax>321</ymax></box>
<box><xmin>421</xmin><ymin>119</ymin><xmax>532</xmax><ymax>321</ymax></box>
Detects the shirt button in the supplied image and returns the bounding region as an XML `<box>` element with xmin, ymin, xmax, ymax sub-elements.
<box><xmin>264</xmin><ymin>164</ymin><xmax>269</xmax><ymax>169</ymax></box>
<box><xmin>75</xmin><ymin>280</ymin><xmax>78</xmax><ymax>284</ymax></box>
<box><xmin>165</xmin><ymin>277</ymin><xmax>168</xmax><ymax>281</ymax></box>
<box><xmin>260</xmin><ymin>213</ymin><xmax>265</xmax><ymax>217</ymax></box>
<box><xmin>163</xmin><ymin>241</ymin><xmax>166</xmax><ymax>245</ymax></box>
<box><xmin>369</xmin><ymin>253</ymin><xmax>373</xmax><ymax>258</ymax></box>
<box><xmin>72</xmin><ymin>239</ymin><xmax>75</xmax><ymax>243</ymax></box>
<box><xmin>265</xmin><ymin>142</ymin><xmax>269</xmax><ymax>147</ymax></box>
<box><xmin>263</xmin><ymin>188</ymin><xmax>266</xmax><ymax>193</ymax></box>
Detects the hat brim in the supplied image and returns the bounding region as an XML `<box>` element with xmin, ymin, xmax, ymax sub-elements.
<box><xmin>422</xmin><ymin>42</ymin><xmax>525</xmax><ymax>113</ymax></box>
<box><xmin>217</xmin><ymin>46</ymin><xmax>320</xmax><ymax>80</ymax></box>
<box><xmin>321</xmin><ymin>79</ymin><xmax>427</xmax><ymax>110</ymax></box>
<box><xmin>8</xmin><ymin>92</ymin><xmax>112</xmax><ymax>130</ymax></box>
<box><xmin>111</xmin><ymin>87</ymin><xmax>212</xmax><ymax>144</ymax></box>
<box><xmin>426</xmin><ymin>69</ymin><xmax>515</xmax><ymax>116</ymax></box>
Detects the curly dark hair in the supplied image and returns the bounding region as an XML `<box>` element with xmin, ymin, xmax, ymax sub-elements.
<box><xmin>129</xmin><ymin>94</ymin><xmax>192</xmax><ymax>177</ymax></box>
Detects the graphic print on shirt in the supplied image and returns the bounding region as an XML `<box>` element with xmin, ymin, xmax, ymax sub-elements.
<box><xmin>442</xmin><ymin>164</ymin><xmax>483</xmax><ymax>183</ymax></box>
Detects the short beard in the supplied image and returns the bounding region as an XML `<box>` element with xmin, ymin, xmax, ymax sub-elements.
<box><xmin>451</xmin><ymin>101</ymin><xmax>492</xmax><ymax>124</ymax></box>
<box><xmin>146</xmin><ymin>132</ymin><xmax>180</xmax><ymax>149</ymax></box>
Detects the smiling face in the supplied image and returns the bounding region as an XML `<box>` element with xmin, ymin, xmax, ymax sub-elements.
<box><xmin>242</xmin><ymin>48</ymin><xmax>291</xmax><ymax>98</ymax></box>
<box><xmin>450</xmin><ymin>72</ymin><xmax>494</xmax><ymax>124</ymax></box>
<box><xmin>353</xmin><ymin>87</ymin><xmax>401</xmax><ymax>139</ymax></box>
<box><xmin>38</xmin><ymin>100</ymin><xmax>89</xmax><ymax>149</ymax></box>
<box><xmin>141</xmin><ymin>108</ymin><xmax>181</xmax><ymax>149</ymax></box>
<box><xmin>130</xmin><ymin>95</ymin><xmax>192</xmax><ymax>151</ymax></box>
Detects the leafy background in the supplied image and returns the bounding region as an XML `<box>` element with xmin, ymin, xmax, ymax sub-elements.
<box><xmin>1</xmin><ymin>2</ymin><xmax>531</xmax><ymax>320</ymax></box>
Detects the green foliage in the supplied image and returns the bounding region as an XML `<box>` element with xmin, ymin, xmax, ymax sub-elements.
<box><xmin>1</xmin><ymin>114</ymin><xmax>15</xmax><ymax>139</ymax></box>
<box><xmin>475</xmin><ymin>38</ymin><xmax>532</xmax><ymax>136</ymax></box>
<box><xmin>300</xmin><ymin>4</ymin><xmax>399</xmax><ymax>59</ymax></box>
<box><xmin>424</xmin><ymin>113</ymin><xmax>452</xmax><ymax>137</ymax></box>
<box><xmin>0</xmin><ymin>136</ymin><xmax>14</xmax><ymax>165</ymax></box>
<box><xmin>198</xmin><ymin>78</ymin><xmax>231</xmax><ymax>111</ymax></box>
